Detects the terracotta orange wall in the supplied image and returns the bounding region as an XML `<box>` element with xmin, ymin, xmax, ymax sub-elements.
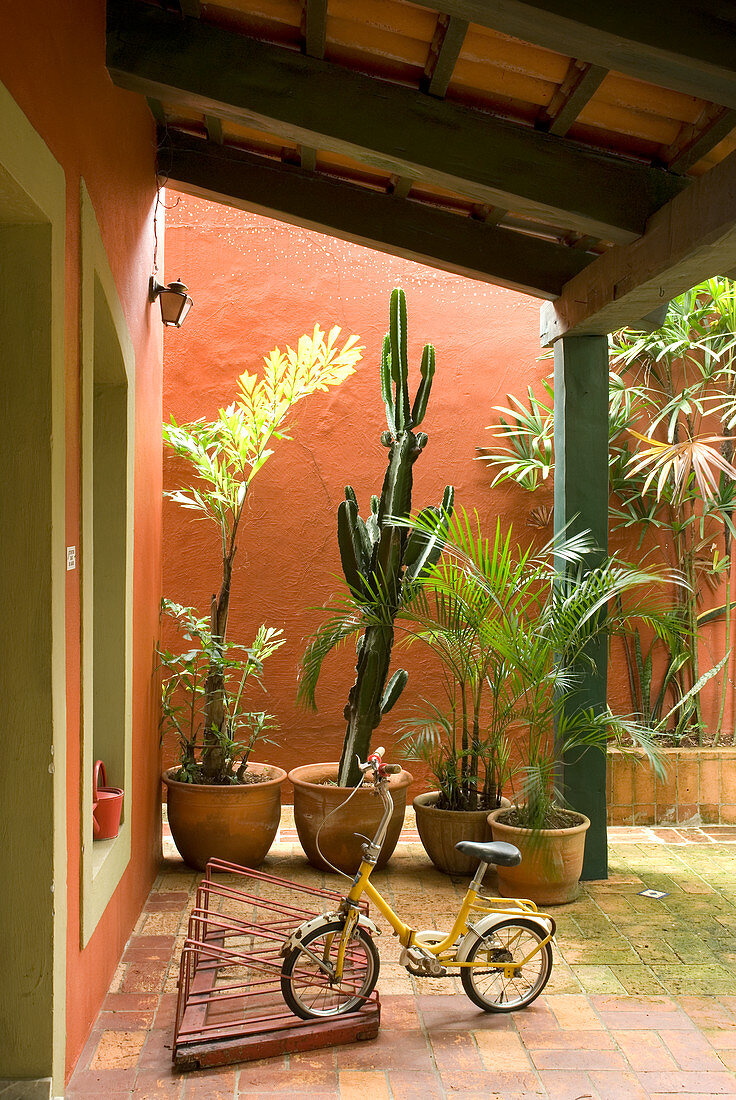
<box><xmin>0</xmin><ymin>0</ymin><xmax>163</xmax><ymax>1079</ymax></box>
<box><xmin>162</xmin><ymin>194</ymin><xmax>587</xmax><ymax>783</ymax></box>
<box><xmin>163</xmin><ymin>196</ymin><xmax>735</xmax><ymax>780</ymax></box>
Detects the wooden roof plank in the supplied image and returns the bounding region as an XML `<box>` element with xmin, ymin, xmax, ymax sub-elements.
<box><xmin>423</xmin><ymin>15</ymin><xmax>469</xmax><ymax>98</ymax></box>
<box><xmin>107</xmin><ymin>1</ymin><xmax>687</xmax><ymax>242</ymax></box>
<box><xmin>409</xmin><ymin>0</ymin><xmax>736</xmax><ymax>110</ymax></box>
<box><xmin>161</xmin><ymin>129</ymin><xmax>594</xmax><ymax>297</ymax></box>
<box><xmin>540</xmin><ymin>148</ymin><xmax>736</xmax><ymax>342</ymax></box>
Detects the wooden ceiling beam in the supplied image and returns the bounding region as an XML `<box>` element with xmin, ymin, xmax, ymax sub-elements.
<box><xmin>540</xmin><ymin>149</ymin><xmax>736</xmax><ymax>343</ymax></box>
<box><xmin>409</xmin><ymin>1</ymin><xmax>736</xmax><ymax>110</ymax></box>
<box><xmin>422</xmin><ymin>15</ymin><xmax>468</xmax><ymax>98</ymax></box>
<box><xmin>106</xmin><ymin>0</ymin><xmax>686</xmax><ymax>243</ymax></box>
<box><xmin>161</xmin><ymin>130</ymin><xmax>595</xmax><ymax>298</ymax></box>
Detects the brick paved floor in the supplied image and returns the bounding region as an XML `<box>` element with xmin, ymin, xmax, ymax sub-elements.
<box><xmin>66</xmin><ymin>811</ymin><xmax>736</xmax><ymax>1099</ymax></box>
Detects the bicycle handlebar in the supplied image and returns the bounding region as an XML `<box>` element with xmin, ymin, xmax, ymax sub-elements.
<box><xmin>358</xmin><ymin>747</ymin><xmax>402</xmax><ymax>779</ymax></box>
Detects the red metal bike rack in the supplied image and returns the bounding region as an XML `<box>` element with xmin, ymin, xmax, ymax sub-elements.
<box><xmin>173</xmin><ymin>858</ymin><xmax>380</xmax><ymax>1069</ymax></box>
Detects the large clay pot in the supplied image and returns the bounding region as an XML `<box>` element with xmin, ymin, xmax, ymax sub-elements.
<box><xmin>488</xmin><ymin>807</ymin><xmax>590</xmax><ymax>905</ymax></box>
<box><xmin>163</xmin><ymin>764</ymin><xmax>286</xmax><ymax>871</ymax></box>
<box><xmin>289</xmin><ymin>762</ymin><xmax>413</xmax><ymax>874</ymax></box>
<box><xmin>413</xmin><ymin>791</ymin><xmax>510</xmax><ymax>876</ymax></box>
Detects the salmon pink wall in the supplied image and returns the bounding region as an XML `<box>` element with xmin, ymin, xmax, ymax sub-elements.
<box><xmin>162</xmin><ymin>194</ymin><xmax>573</xmax><ymax>783</ymax></box>
<box><xmin>0</xmin><ymin>0</ymin><xmax>163</xmax><ymax>1079</ymax></box>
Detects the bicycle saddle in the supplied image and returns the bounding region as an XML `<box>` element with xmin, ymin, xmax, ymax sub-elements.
<box><xmin>455</xmin><ymin>840</ymin><xmax>521</xmax><ymax>867</ymax></box>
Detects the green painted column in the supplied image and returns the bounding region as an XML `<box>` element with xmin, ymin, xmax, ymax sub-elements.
<box><xmin>553</xmin><ymin>334</ymin><xmax>609</xmax><ymax>880</ymax></box>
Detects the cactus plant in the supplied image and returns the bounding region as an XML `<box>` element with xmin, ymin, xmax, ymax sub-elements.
<box><xmin>299</xmin><ymin>289</ymin><xmax>453</xmax><ymax>788</ymax></box>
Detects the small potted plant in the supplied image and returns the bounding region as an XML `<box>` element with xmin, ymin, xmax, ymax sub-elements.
<box><xmin>293</xmin><ymin>289</ymin><xmax>453</xmax><ymax>873</ymax></box>
<box><xmin>161</xmin><ymin>325</ymin><xmax>361</xmax><ymax>869</ymax></box>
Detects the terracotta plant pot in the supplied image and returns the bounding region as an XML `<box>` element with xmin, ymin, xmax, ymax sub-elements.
<box><xmin>163</xmin><ymin>763</ymin><xmax>286</xmax><ymax>871</ymax></box>
<box><xmin>488</xmin><ymin>807</ymin><xmax>590</xmax><ymax>905</ymax></box>
<box><xmin>289</xmin><ymin>762</ymin><xmax>413</xmax><ymax>874</ymax></box>
<box><xmin>413</xmin><ymin>791</ymin><xmax>510</xmax><ymax>876</ymax></box>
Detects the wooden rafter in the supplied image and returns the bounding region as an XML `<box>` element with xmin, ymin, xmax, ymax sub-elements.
<box><xmin>537</xmin><ymin>61</ymin><xmax>607</xmax><ymax>137</ymax></box>
<box><xmin>540</xmin><ymin>149</ymin><xmax>736</xmax><ymax>342</ymax></box>
<box><xmin>665</xmin><ymin>105</ymin><xmax>736</xmax><ymax>174</ymax></box>
<box><xmin>422</xmin><ymin>15</ymin><xmax>468</xmax><ymax>98</ymax></box>
<box><xmin>303</xmin><ymin>0</ymin><xmax>327</xmax><ymax>60</ymax></box>
<box><xmin>160</xmin><ymin>130</ymin><xmax>595</xmax><ymax>298</ymax></box>
<box><xmin>205</xmin><ymin>115</ymin><xmax>223</xmax><ymax>143</ymax></box>
<box><xmin>409</xmin><ymin>1</ymin><xmax>736</xmax><ymax>110</ymax></box>
<box><xmin>106</xmin><ymin>1</ymin><xmax>686</xmax><ymax>242</ymax></box>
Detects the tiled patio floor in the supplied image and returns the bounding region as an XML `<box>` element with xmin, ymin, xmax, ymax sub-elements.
<box><xmin>67</xmin><ymin>811</ymin><xmax>736</xmax><ymax>1099</ymax></box>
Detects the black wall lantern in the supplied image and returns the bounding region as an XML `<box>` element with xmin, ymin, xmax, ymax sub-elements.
<box><xmin>149</xmin><ymin>276</ymin><xmax>193</xmax><ymax>328</ymax></box>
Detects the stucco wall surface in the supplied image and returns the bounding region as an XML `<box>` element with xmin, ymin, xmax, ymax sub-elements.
<box><xmin>162</xmin><ymin>195</ymin><xmax>562</xmax><ymax>782</ymax></box>
<box><xmin>163</xmin><ymin>196</ymin><xmax>734</xmax><ymax>789</ymax></box>
<box><xmin>0</xmin><ymin>0</ymin><xmax>163</xmax><ymax>1080</ymax></box>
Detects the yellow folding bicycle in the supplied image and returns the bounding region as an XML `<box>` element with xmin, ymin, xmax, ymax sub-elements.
<box><xmin>280</xmin><ymin>749</ymin><xmax>556</xmax><ymax>1018</ymax></box>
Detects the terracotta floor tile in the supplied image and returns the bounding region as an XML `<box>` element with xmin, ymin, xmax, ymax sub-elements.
<box><xmin>521</xmin><ymin>1027</ymin><xmax>614</xmax><ymax>1051</ymax></box>
<box><xmin>473</xmin><ymin>1029</ymin><xmax>533</xmax><ymax>1071</ymax></box>
<box><xmin>535</xmin><ymin>1069</ymin><xmax>595</xmax><ymax>1100</ymax></box>
<box><xmin>132</xmin><ymin>1068</ymin><xmax>184</xmax><ymax>1097</ymax></box>
<box><xmin>337</xmin><ymin>1069</ymin><xmax>390</xmax><ymax>1099</ymax></box>
<box><xmin>530</xmin><ymin>1046</ymin><xmax>628</xmax><ymax>1071</ymax></box>
<box><xmin>386</xmin><ymin>1070</ymin><xmax>444</xmax><ymax>1099</ymax></box>
<box><xmin>335</xmin><ymin>1031</ymin><xmax>432</xmax><ymax>1072</ymax></box>
<box><xmin>428</xmin><ymin>1029</ymin><xmax>484</xmax><ymax>1073</ymax></box>
<box><xmin>637</xmin><ymin>1069</ymin><xmax>736</xmax><ymax>1094</ymax></box>
<box><xmin>658</xmin><ymin>1027</ymin><xmax>728</xmax><ymax>1072</ymax></box>
<box><xmin>545</xmin><ymin>994</ymin><xmax>604</xmax><ymax>1031</ymax></box>
<box><xmin>90</xmin><ymin>1031</ymin><xmax>147</xmax><ymax>1070</ymax></box>
<box><xmin>587</xmin><ymin>1069</ymin><xmax>650</xmax><ymax>1099</ymax></box>
<box><xmin>432</xmin><ymin>1070</ymin><xmax>544</xmax><ymax>1095</ymax></box>
<box><xmin>64</xmin><ymin>1067</ymin><xmax>138</xmax><ymax>1095</ymax></box>
<box><xmin>236</xmin><ymin>1067</ymin><xmax>338</xmax><ymax>1094</ymax></box>
<box><xmin>181</xmin><ymin>1067</ymin><xmax>237</xmax><ymax>1098</ymax></box>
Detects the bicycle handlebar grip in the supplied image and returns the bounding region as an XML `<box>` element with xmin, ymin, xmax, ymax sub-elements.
<box><xmin>381</xmin><ymin>763</ymin><xmax>402</xmax><ymax>775</ymax></box>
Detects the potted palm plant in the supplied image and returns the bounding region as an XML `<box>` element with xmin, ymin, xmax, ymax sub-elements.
<box><xmin>399</xmin><ymin>515</ymin><xmax>517</xmax><ymax>874</ymax></box>
<box><xmin>161</xmin><ymin>325</ymin><xmax>361</xmax><ymax>869</ymax></box>
<box><xmin>293</xmin><ymin>289</ymin><xmax>453</xmax><ymax>873</ymax></box>
<box><xmin>403</xmin><ymin>508</ymin><xmax>678</xmax><ymax>902</ymax></box>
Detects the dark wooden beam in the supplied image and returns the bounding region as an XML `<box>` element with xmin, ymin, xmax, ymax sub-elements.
<box><xmin>408</xmin><ymin>1</ymin><xmax>736</xmax><ymax>110</ymax></box>
<box><xmin>540</xmin><ymin>149</ymin><xmax>736</xmax><ymax>342</ymax></box>
<box><xmin>178</xmin><ymin>0</ymin><xmax>201</xmax><ymax>16</ymax></box>
<box><xmin>303</xmin><ymin>0</ymin><xmax>327</xmax><ymax>60</ymax></box>
<box><xmin>538</xmin><ymin>61</ymin><xmax>607</xmax><ymax>137</ymax></box>
<box><xmin>665</xmin><ymin>106</ymin><xmax>736</xmax><ymax>174</ymax></box>
<box><xmin>422</xmin><ymin>15</ymin><xmax>468</xmax><ymax>98</ymax></box>
<box><xmin>106</xmin><ymin>1</ymin><xmax>686</xmax><ymax>243</ymax></box>
<box><xmin>160</xmin><ymin>131</ymin><xmax>595</xmax><ymax>298</ymax></box>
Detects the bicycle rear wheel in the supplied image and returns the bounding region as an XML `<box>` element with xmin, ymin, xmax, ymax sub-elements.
<box><xmin>281</xmin><ymin>918</ymin><xmax>380</xmax><ymax>1019</ymax></box>
<box><xmin>461</xmin><ymin>918</ymin><xmax>552</xmax><ymax>1012</ymax></box>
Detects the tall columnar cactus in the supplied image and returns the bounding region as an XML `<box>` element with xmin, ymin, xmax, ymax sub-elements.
<box><xmin>337</xmin><ymin>289</ymin><xmax>454</xmax><ymax>786</ymax></box>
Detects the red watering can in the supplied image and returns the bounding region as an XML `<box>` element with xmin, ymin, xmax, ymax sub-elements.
<box><xmin>93</xmin><ymin>760</ymin><xmax>124</xmax><ymax>840</ymax></box>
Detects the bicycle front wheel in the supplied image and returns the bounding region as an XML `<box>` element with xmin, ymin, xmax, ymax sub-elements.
<box><xmin>461</xmin><ymin>918</ymin><xmax>553</xmax><ymax>1012</ymax></box>
<box><xmin>281</xmin><ymin>919</ymin><xmax>380</xmax><ymax>1019</ymax></box>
